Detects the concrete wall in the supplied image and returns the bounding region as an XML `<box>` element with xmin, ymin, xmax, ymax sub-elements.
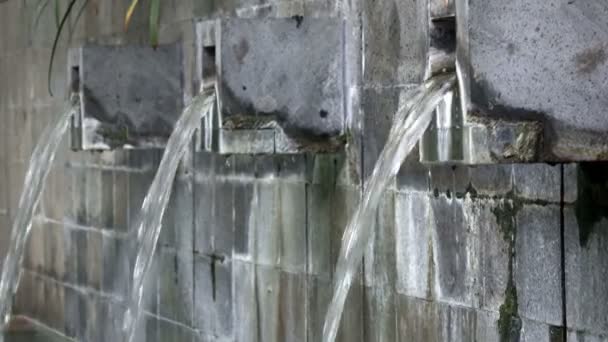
<box><xmin>0</xmin><ymin>0</ymin><xmax>607</xmax><ymax>341</ymax></box>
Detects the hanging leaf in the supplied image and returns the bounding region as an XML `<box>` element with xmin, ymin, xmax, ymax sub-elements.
<box><xmin>149</xmin><ymin>0</ymin><xmax>160</xmax><ymax>48</ymax></box>
<box><xmin>124</xmin><ymin>0</ymin><xmax>140</xmax><ymax>31</ymax></box>
<box><xmin>54</xmin><ymin>0</ymin><xmax>61</xmax><ymax>28</ymax></box>
<box><xmin>48</xmin><ymin>0</ymin><xmax>79</xmax><ymax>96</ymax></box>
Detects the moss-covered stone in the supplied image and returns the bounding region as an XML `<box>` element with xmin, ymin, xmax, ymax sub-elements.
<box><xmin>492</xmin><ymin>200</ymin><xmax>522</xmax><ymax>342</ymax></box>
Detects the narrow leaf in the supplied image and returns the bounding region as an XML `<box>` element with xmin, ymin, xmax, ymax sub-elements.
<box><xmin>54</xmin><ymin>0</ymin><xmax>61</xmax><ymax>29</ymax></box>
<box><xmin>124</xmin><ymin>0</ymin><xmax>140</xmax><ymax>31</ymax></box>
<box><xmin>48</xmin><ymin>0</ymin><xmax>79</xmax><ymax>96</ymax></box>
<box><xmin>149</xmin><ymin>0</ymin><xmax>160</xmax><ymax>48</ymax></box>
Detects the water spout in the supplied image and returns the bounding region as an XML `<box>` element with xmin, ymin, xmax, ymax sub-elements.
<box><xmin>0</xmin><ymin>104</ymin><xmax>77</xmax><ymax>329</ymax></box>
<box><xmin>322</xmin><ymin>74</ymin><xmax>456</xmax><ymax>342</ymax></box>
<box><xmin>122</xmin><ymin>87</ymin><xmax>216</xmax><ymax>341</ymax></box>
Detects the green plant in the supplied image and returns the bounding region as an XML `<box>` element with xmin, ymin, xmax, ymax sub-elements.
<box><xmin>39</xmin><ymin>0</ymin><xmax>161</xmax><ymax>95</ymax></box>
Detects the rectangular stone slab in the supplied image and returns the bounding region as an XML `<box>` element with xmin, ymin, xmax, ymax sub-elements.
<box><xmin>217</xmin><ymin>17</ymin><xmax>345</xmax><ymax>138</ymax></box>
<box><xmin>69</xmin><ymin>43</ymin><xmax>183</xmax><ymax>150</ymax></box>
<box><xmin>458</xmin><ymin>0</ymin><xmax>608</xmax><ymax>162</ymax></box>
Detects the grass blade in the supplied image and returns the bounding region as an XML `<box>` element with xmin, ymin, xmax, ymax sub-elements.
<box><xmin>124</xmin><ymin>0</ymin><xmax>140</xmax><ymax>31</ymax></box>
<box><xmin>54</xmin><ymin>0</ymin><xmax>61</xmax><ymax>29</ymax></box>
<box><xmin>149</xmin><ymin>0</ymin><xmax>160</xmax><ymax>48</ymax></box>
<box><xmin>48</xmin><ymin>0</ymin><xmax>79</xmax><ymax>96</ymax></box>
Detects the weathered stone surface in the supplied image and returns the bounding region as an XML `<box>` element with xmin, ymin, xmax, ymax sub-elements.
<box><xmin>158</xmin><ymin>248</ymin><xmax>194</xmax><ymax>326</ymax></box>
<box><xmin>362</xmin><ymin>0</ymin><xmax>426</xmax><ymax>86</ymax></box>
<box><xmin>469</xmin><ymin>164</ymin><xmax>513</xmax><ymax>196</ymax></box>
<box><xmin>564</xmin><ymin>207</ymin><xmax>608</xmax><ymax>335</ymax></box>
<box><xmin>395</xmin><ymin>192</ymin><xmax>432</xmax><ymax>299</ymax></box>
<box><xmin>515</xmin><ymin>204</ymin><xmax>563</xmax><ymax>326</ymax></box>
<box><xmin>513</xmin><ymin>164</ymin><xmax>562</xmax><ymax>203</ymax></box>
<box><xmin>430</xmin><ymin>196</ymin><xmax>480</xmax><ymax>308</ymax></box>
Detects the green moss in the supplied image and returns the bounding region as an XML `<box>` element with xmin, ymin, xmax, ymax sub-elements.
<box><xmin>99</xmin><ymin>126</ymin><xmax>130</xmax><ymax>145</ymax></box>
<box><xmin>497</xmin><ymin>274</ymin><xmax>520</xmax><ymax>342</ymax></box>
<box><xmin>492</xmin><ymin>200</ymin><xmax>522</xmax><ymax>243</ymax></box>
<box><xmin>548</xmin><ymin>325</ymin><xmax>565</xmax><ymax>342</ymax></box>
<box><xmin>575</xmin><ymin>162</ymin><xmax>608</xmax><ymax>247</ymax></box>
<box><xmin>492</xmin><ymin>200</ymin><xmax>522</xmax><ymax>342</ymax></box>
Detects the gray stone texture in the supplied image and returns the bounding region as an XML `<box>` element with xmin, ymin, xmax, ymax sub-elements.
<box><xmin>0</xmin><ymin>1</ymin><xmax>606</xmax><ymax>342</ymax></box>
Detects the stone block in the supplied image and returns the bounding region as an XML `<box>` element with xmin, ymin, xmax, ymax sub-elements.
<box><xmin>234</xmin><ymin>180</ymin><xmax>255</xmax><ymax>257</ymax></box>
<box><xmin>308</xmin><ymin>181</ymin><xmax>335</xmax><ymax>279</ymax></box>
<box><xmin>113</xmin><ymin>170</ymin><xmax>130</xmax><ymax>231</ymax></box>
<box><xmin>513</xmin><ymin>164</ymin><xmax>561</xmax><ymax>203</ymax></box>
<box><xmin>232</xmin><ymin>261</ymin><xmax>259</xmax><ymax>342</ymax></box>
<box><xmin>361</xmin><ymin>86</ymin><xmax>400</xmax><ymax>181</ymax></box>
<box><xmin>276</xmin><ymin>271</ymin><xmax>307</xmax><ymax>342</ymax></box>
<box><xmin>363</xmin><ymin>283</ymin><xmax>397</xmax><ymax>342</ymax></box>
<box><xmin>330</xmin><ymin>185</ymin><xmax>361</xmax><ymax>277</ymax></box>
<box><xmin>335</xmin><ymin>279</ymin><xmax>365</xmax><ymax>342</ymax></box>
<box><xmin>102</xmin><ymin>236</ymin><xmax>132</xmax><ymax>300</ymax></box>
<box><xmin>43</xmin><ymin>222</ymin><xmax>68</xmax><ymax>282</ymax></box>
<box><xmin>472</xmin><ymin>199</ymin><xmax>510</xmax><ymax>313</ymax></box>
<box><xmin>562</xmin><ymin>163</ymin><xmax>578</xmax><ymax>204</ymax></box>
<box><xmin>63</xmin><ymin>285</ymin><xmax>81</xmax><ymax>338</ymax></box>
<box><xmin>306</xmin><ymin>276</ymin><xmax>332</xmax><ymax>342</ymax></box>
<box><xmin>567</xmin><ymin>330</ymin><xmax>608</xmax><ymax>342</ymax></box>
<box><xmin>395</xmin><ymin>192</ymin><xmax>432</xmax><ymax>299</ymax></box>
<box><xmin>429</xmin><ymin>165</ymin><xmax>472</xmax><ymax>198</ymax></box>
<box><xmin>430</xmin><ymin>196</ymin><xmax>480</xmax><ymax>307</ymax></box>
<box><xmin>157</xmin><ymin>318</ymin><xmax>198</xmax><ymax>342</ymax></box>
<box><xmin>159</xmin><ymin>176</ymin><xmax>194</xmax><ymax>252</ymax></box>
<box><xmin>469</xmin><ymin>164</ymin><xmax>513</xmax><ymax>196</ymax></box>
<box><xmin>194</xmin><ymin>152</ymin><xmax>216</xmax><ymax>255</ymax></box>
<box><xmin>364</xmin><ymin>192</ymin><xmax>396</xmax><ymax>288</ymax></box>
<box><xmin>158</xmin><ymin>248</ymin><xmax>194</xmax><ymax>326</ymax></box>
<box><xmin>24</xmin><ymin>223</ymin><xmax>46</xmax><ymax>274</ymax></box>
<box><xmin>361</xmin><ymin>0</ymin><xmax>426</xmax><ymax>86</ymax></box>
<box><xmin>212</xmin><ymin>159</ymin><xmax>235</xmax><ymax>258</ymax></box>
<box><xmin>396</xmin><ymin>295</ymin><xmax>442</xmax><ymax>341</ymax></box>
<box><xmin>276</xmin><ymin>181</ymin><xmax>307</xmax><ymax>273</ymax></box>
<box><xmin>194</xmin><ymin>255</ymin><xmax>233</xmax><ymax>339</ymax></box>
<box><xmin>564</xmin><ymin>207</ymin><xmax>608</xmax><ymax>335</ymax></box>
<box><xmin>127</xmin><ymin>168</ymin><xmax>156</xmax><ymax>233</ymax></box>
<box><xmin>515</xmin><ymin>204</ymin><xmax>562</xmax><ymax>326</ymax></box>
<box><xmin>519</xmin><ymin>319</ymin><xmax>560</xmax><ymax>342</ymax></box>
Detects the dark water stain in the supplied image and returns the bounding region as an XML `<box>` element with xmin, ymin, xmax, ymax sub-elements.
<box><xmin>575</xmin><ymin>46</ymin><xmax>606</xmax><ymax>74</ymax></box>
<box><xmin>291</xmin><ymin>15</ymin><xmax>304</xmax><ymax>28</ymax></box>
<box><xmin>233</xmin><ymin>38</ymin><xmax>250</xmax><ymax>65</ymax></box>
<box><xmin>492</xmin><ymin>200</ymin><xmax>522</xmax><ymax>342</ymax></box>
<box><xmin>575</xmin><ymin>162</ymin><xmax>608</xmax><ymax>247</ymax></box>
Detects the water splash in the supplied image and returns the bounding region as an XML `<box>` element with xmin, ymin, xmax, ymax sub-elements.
<box><xmin>123</xmin><ymin>89</ymin><xmax>216</xmax><ymax>341</ymax></box>
<box><xmin>0</xmin><ymin>104</ymin><xmax>76</xmax><ymax>328</ymax></box>
<box><xmin>322</xmin><ymin>74</ymin><xmax>456</xmax><ymax>342</ymax></box>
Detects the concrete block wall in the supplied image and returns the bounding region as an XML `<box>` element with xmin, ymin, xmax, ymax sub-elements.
<box><xmin>1</xmin><ymin>0</ymin><xmax>607</xmax><ymax>341</ymax></box>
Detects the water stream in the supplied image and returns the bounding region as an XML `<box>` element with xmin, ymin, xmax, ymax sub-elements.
<box><xmin>322</xmin><ymin>74</ymin><xmax>456</xmax><ymax>342</ymax></box>
<box><xmin>122</xmin><ymin>89</ymin><xmax>216</xmax><ymax>341</ymax></box>
<box><xmin>0</xmin><ymin>104</ymin><xmax>76</xmax><ymax>329</ymax></box>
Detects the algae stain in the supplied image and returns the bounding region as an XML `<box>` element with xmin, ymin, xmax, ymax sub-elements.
<box><xmin>492</xmin><ymin>200</ymin><xmax>522</xmax><ymax>342</ymax></box>
<box><xmin>575</xmin><ymin>162</ymin><xmax>608</xmax><ymax>247</ymax></box>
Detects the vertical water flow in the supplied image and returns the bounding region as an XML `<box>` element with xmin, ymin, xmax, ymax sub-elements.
<box><xmin>0</xmin><ymin>104</ymin><xmax>76</xmax><ymax>327</ymax></box>
<box><xmin>123</xmin><ymin>89</ymin><xmax>216</xmax><ymax>341</ymax></box>
<box><xmin>322</xmin><ymin>74</ymin><xmax>456</xmax><ymax>342</ymax></box>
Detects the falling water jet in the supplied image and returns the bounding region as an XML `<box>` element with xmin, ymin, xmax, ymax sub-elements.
<box><xmin>0</xmin><ymin>102</ymin><xmax>78</xmax><ymax>330</ymax></box>
<box><xmin>122</xmin><ymin>87</ymin><xmax>216</xmax><ymax>342</ymax></box>
<box><xmin>322</xmin><ymin>74</ymin><xmax>456</xmax><ymax>342</ymax></box>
